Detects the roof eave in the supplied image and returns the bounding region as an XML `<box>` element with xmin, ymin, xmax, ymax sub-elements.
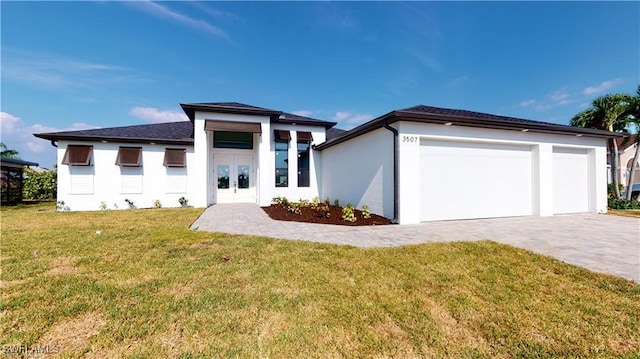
<box><xmin>33</xmin><ymin>133</ymin><xmax>194</xmax><ymax>146</ymax></box>
<box><xmin>272</xmin><ymin>118</ymin><xmax>338</xmax><ymax>129</ymax></box>
<box><xmin>180</xmin><ymin>103</ymin><xmax>281</xmax><ymax>121</ymax></box>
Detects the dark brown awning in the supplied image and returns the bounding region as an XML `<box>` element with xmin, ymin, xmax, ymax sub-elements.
<box><xmin>273</xmin><ymin>130</ymin><xmax>291</xmax><ymax>141</ymax></box>
<box><xmin>204</xmin><ymin>120</ymin><xmax>262</xmax><ymax>133</ymax></box>
<box><xmin>297</xmin><ymin>131</ymin><xmax>313</xmax><ymax>142</ymax></box>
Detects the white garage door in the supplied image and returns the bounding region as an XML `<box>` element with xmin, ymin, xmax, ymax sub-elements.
<box><xmin>553</xmin><ymin>147</ymin><xmax>589</xmax><ymax>214</ymax></box>
<box><xmin>420</xmin><ymin>140</ymin><xmax>533</xmax><ymax>221</ymax></box>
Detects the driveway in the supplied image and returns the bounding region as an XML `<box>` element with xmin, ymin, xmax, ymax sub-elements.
<box><xmin>192</xmin><ymin>204</ymin><xmax>640</xmax><ymax>282</ymax></box>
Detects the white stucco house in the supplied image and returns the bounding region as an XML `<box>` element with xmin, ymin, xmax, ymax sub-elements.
<box><xmin>34</xmin><ymin>102</ymin><xmax>615</xmax><ymax>224</ymax></box>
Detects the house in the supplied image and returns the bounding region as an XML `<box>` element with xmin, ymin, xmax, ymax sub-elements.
<box><xmin>1</xmin><ymin>157</ymin><xmax>40</xmax><ymax>205</ymax></box>
<box><xmin>608</xmin><ymin>134</ymin><xmax>640</xmax><ymax>187</ymax></box>
<box><xmin>34</xmin><ymin>102</ymin><xmax>615</xmax><ymax>224</ymax></box>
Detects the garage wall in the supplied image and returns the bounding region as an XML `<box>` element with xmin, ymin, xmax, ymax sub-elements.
<box><xmin>397</xmin><ymin>122</ymin><xmax>608</xmax><ymax>223</ymax></box>
<box><xmin>320</xmin><ymin>127</ymin><xmax>394</xmax><ymax>218</ymax></box>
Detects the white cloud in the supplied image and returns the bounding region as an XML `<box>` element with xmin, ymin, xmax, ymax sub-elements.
<box><xmin>1</xmin><ymin>112</ymin><xmax>22</xmax><ymax>134</ymax></box>
<box><xmin>126</xmin><ymin>1</ymin><xmax>229</xmax><ymax>39</ymax></box>
<box><xmin>292</xmin><ymin>110</ymin><xmax>313</xmax><ymax>117</ymax></box>
<box><xmin>519</xmin><ymin>99</ymin><xmax>536</xmax><ymax>107</ymax></box>
<box><xmin>331</xmin><ymin>111</ymin><xmax>374</xmax><ymax>129</ymax></box>
<box><xmin>583</xmin><ymin>79</ymin><xmax>622</xmax><ymax>96</ymax></box>
<box><xmin>130</xmin><ymin>107</ymin><xmax>188</xmax><ymax>123</ymax></box>
<box><xmin>550</xmin><ymin>89</ymin><xmax>569</xmax><ymax>102</ymax></box>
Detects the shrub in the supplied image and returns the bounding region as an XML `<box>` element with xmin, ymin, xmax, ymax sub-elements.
<box><xmin>56</xmin><ymin>200</ymin><xmax>67</xmax><ymax>211</ymax></box>
<box><xmin>287</xmin><ymin>202</ymin><xmax>301</xmax><ymax>214</ymax></box>
<box><xmin>272</xmin><ymin>197</ymin><xmax>290</xmax><ymax>207</ymax></box>
<box><xmin>179</xmin><ymin>197</ymin><xmax>189</xmax><ymax>207</ymax></box>
<box><xmin>153</xmin><ymin>199</ymin><xmax>162</xmax><ymax>208</ymax></box>
<box><xmin>99</xmin><ymin>201</ymin><xmax>108</xmax><ymax>211</ymax></box>
<box><xmin>22</xmin><ymin>167</ymin><xmax>57</xmax><ymax>200</ymax></box>
<box><xmin>324</xmin><ymin>197</ymin><xmax>331</xmax><ymax>205</ymax></box>
<box><xmin>342</xmin><ymin>203</ymin><xmax>356</xmax><ymax>223</ymax></box>
<box><xmin>333</xmin><ymin>199</ymin><xmax>340</xmax><ymax>207</ymax></box>
<box><xmin>315</xmin><ymin>203</ymin><xmax>330</xmax><ymax>218</ymax></box>
<box><xmin>608</xmin><ymin>183</ymin><xmax>625</xmax><ymax>198</ymax></box>
<box><xmin>299</xmin><ymin>198</ymin><xmax>310</xmax><ymax>207</ymax></box>
<box><xmin>608</xmin><ymin>197</ymin><xmax>640</xmax><ymax>210</ymax></box>
<box><xmin>311</xmin><ymin>196</ymin><xmax>320</xmax><ymax>209</ymax></box>
<box><xmin>361</xmin><ymin>205</ymin><xmax>371</xmax><ymax>219</ymax></box>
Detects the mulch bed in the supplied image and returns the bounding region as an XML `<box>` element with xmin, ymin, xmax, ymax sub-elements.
<box><xmin>262</xmin><ymin>204</ymin><xmax>392</xmax><ymax>226</ymax></box>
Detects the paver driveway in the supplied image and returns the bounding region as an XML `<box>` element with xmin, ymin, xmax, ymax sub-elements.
<box><xmin>192</xmin><ymin>204</ymin><xmax>640</xmax><ymax>282</ymax></box>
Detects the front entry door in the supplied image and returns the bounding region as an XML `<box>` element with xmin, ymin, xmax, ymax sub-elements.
<box><xmin>215</xmin><ymin>154</ymin><xmax>255</xmax><ymax>203</ymax></box>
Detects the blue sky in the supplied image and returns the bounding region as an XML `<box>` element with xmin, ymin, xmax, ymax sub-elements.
<box><xmin>1</xmin><ymin>1</ymin><xmax>638</xmax><ymax>168</ymax></box>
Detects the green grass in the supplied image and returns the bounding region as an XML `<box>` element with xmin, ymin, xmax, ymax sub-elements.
<box><xmin>2</xmin><ymin>203</ymin><xmax>639</xmax><ymax>358</ymax></box>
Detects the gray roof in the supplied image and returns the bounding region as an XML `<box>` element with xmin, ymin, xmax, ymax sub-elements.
<box><xmin>315</xmin><ymin>104</ymin><xmax>619</xmax><ymax>150</ymax></box>
<box><xmin>34</xmin><ymin>121</ymin><xmax>194</xmax><ymax>145</ymax></box>
<box><xmin>1</xmin><ymin>157</ymin><xmax>39</xmax><ymax>167</ymax></box>
<box><xmin>326</xmin><ymin>127</ymin><xmax>347</xmax><ymax>140</ymax></box>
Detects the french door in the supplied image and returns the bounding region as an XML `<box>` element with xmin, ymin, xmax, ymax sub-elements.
<box><xmin>214</xmin><ymin>154</ymin><xmax>255</xmax><ymax>203</ymax></box>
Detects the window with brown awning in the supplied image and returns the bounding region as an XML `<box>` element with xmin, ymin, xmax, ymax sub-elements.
<box><xmin>62</xmin><ymin>145</ymin><xmax>93</xmax><ymax>166</ymax></box>
<box><xmin>164</xmin><ymin>148</ymin><xmax>186</xmax><ymax>167</ymax></box>
<box><xmin>297</xmin><ymin>131</ymin><xmax>313</xmax><ymax>142</ymax></box>
<box><xmin>273</xmin><ymin>130</ymin><xmax>291</xmax><ymax>142</ymax></box>
<box><xmin>205</xmin><ymin>120</ymin><xmax>262</xmax><ymax>133</ymax></box>
<box><xmin>115</xmin><ymin>147</ymin><xmax>142</xmax><ymax>167</ymax></box>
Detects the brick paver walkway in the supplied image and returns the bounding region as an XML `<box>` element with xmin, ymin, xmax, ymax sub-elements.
<box><xmin>192</xmin><ymin>204</ymin><xmax>640</xmax><ymax>282</ymax></box>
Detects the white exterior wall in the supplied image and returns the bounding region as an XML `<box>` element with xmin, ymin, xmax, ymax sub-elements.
<box><xmin>320</xmin><ymin>127</ymin><xmax>395</xmax><ymax>218</ymax></box>
<box><xmin>56</xmin><ymin>141</ymin><xmax>196</xmax><ymax>211</ymax></box>
<box><xmin>193</xmin><ymin>111</ymin><xmax>326</xmax><ymax>207</ymax></box>
<box><xmin>397</xmin><ymin>122</ymin><xmax>608</xmax><ymax>224</ymax></box>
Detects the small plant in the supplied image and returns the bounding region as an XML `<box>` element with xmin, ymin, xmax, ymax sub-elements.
<box><xmin>361</xmin><ymin>205</ymin><xmax>371</xmax><ymax>219</ymax></box>
<box><xmin>323</xmin><ymin>197</ymin><xmax>331</xmax><ymax>205</ymax></box>
<box><xmin>333</xmin><ymin>199</ymin><xmax>340</xmax><ymax>207</ymax></box>
<box><xmin>315</xmin><ymin>203</ymin><xmax>330</xmax><ymax>218</ymax></box>
<box><xmin>56</xmin><ymin>200</ymin><xmax>66</xmax><ymax>211</ymax></box>
<box><xmin>272</xmin><ymin>197</ymin><xmax>290</xmax><ymax>207</ymax></box>
<box><xmin>153</xmin><ymin>199</ymin><xmax>162</xmax><ymax>208</ymax></box>
<box><xmin>179</xmin><ymin>197</ymin><xmax>189</xmax><ymax>207</ymax></box>
<box><xmin>608</xmin><ymin>197</ymin><xmax>640</xmax><ymax>210</ymax></box>
<box><xmin>299</xmin><ymin>198</ymin><xmax>310</xmax><ymax>207</ymax></box>
<box><xmin>287</xmin><ymin>202</ymin><xmax>301</xmax><ymax>214</ymax></box>
<box><xmin>99</xmin><ymin>201</ymin><xmax>108</xmax><ymax>211</ymax></box>
<box><xmin>342</xmin><ymin>203</ymin><xmax>356</xmax><ymax>223</ymax></box>
<box><xmin>113</xmin><ymin>203</ymin><xmax>118</xmax><ymax>210</ymax></box>
<box><xmin>124</xmin><ymin>198</ymin><xmax>135</xmax><ymax>209</ymax></box>
<box><xmin>311</xmin><ymin>196</ymin><xmax>320</xmax><ymax>209</ymax></box>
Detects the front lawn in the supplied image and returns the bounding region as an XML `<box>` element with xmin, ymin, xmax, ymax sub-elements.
<box><xmin>2</xmin><ymin>204</ymin><xmax>639</xmax><ymax>358</ymax></box>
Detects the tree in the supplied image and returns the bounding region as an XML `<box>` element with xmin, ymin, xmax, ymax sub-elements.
<box><xmin>571</xmin><ymin>93</ymin><xmax>634</xmax><ymax>198</ymax></box>
<box><xmin>22</xmin><ymin>167</ymin><xmax>57</xmax><ymax>200</ymax></box>
<box><xmin>0</xmin><ymin>142</ymin><xmax>19</xmax><ymax>159</ymax></box>
<box><xmin>623</xmin><ymin>86</ymin><xmax>640</xmax><ymax>200</ymax></box>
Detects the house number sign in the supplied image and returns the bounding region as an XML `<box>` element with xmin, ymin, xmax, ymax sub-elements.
<box><xmin>401</xmin><ymin>135</ymin><xmax>419</xmax><ymax>145</ymax></box>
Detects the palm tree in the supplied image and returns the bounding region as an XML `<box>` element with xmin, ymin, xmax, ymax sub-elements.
<box><xmin>623</xmin><ymin>86</ymin><xmax>640</xmax><ymax>200</ymax></box>
<box><xmin>571</xmin><ymin>94</ymin><xmax>634</xmax><ymax>198</ymax></box>
<box><xmin>0</xmin><ymin>142</ymin><xmax>20</xmax><ymax>159</ymax></box>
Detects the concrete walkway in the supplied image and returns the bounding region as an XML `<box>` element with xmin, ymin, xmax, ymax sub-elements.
<box><xmin>192</xmin><ymin>204</ymin><xmax>640</xmax><ymax>282</ymax></box>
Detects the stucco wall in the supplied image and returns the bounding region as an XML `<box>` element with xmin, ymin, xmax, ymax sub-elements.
<box><xmin>56</xmin><ymin>141</ymin><xmax>196</xmax><ymax>211</ymax></box>
<box><xmin>320</xmin><ymin>127</ymin><xmax>394</xmax><ymax>218</ymax></box>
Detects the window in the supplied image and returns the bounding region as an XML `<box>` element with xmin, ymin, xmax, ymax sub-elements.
<box><xmin>275</xmin><ymin>141</ymin><xmax>288</xmax><ymax>187</ymax></box>
<box><xmin>115</xmin><ymin>147</ymin><xmax>142</xmax><ymax>167</ymax></box>
<box><xmin>214</xmin><ymin>131</ymin><xmax>253</xmax><ymax>149</ymax></box>
<box><xmin>297</xmin><ymin>142</ymin><xmax>310</xmax><ymax>187</ymax></box>
<box><xmin>62</xmin><ymin>145</ymin><xmax>93</xmax><ymax>166</ymax></box>
<box><xmin>164</xmin><ymin>148</ymin><xmax>186</xmax><ymax>167</ymax></box>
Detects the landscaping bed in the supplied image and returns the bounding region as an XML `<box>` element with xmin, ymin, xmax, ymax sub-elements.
<box><xmin>262</xmin><ymin>201</ymin><xmax>392</xmax><ymax>226</ymax></box>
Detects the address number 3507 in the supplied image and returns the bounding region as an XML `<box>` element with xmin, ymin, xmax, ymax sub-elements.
<box><xmin>401</xmin><ymin>136</ymin><xmax>419</xmax><ymax>144</ymax></box>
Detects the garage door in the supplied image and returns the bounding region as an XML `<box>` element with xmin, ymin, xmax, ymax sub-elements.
<box><xmin>553</xmin><ymin>147</ymin><xmax>589</xmax><ymax>214</ymax></box>
<box><xmin>420</xmin><ymin>140</ymin><xmax>533</xmax><ymax>221</ymax></box>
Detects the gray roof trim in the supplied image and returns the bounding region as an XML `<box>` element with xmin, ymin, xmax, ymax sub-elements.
<box><xmin>274</xmin><ymin>112</ymin><xmax>337</xmax><ymax>128</ymax></box>
<box><xmin>180</xmin><ymin>102</ymin><xmax>281</xmax><ymax>121</ymax></box>
<box><xmin>1</xmin><ymin>157</ymin><xmax>39</xmax><ymax>167</ymax></box>
<box><xmin>315</xmin><ymin>106</ymin><xmax>620</xmax><ymax>151</ymax></box>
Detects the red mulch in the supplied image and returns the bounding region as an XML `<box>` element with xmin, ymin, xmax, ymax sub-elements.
<box><xmin>262</xmin><ymin>204</ymin><xmax>392</xmax><ymax>226</ymax></box>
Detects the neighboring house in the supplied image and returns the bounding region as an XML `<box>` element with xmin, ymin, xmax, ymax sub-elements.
<box><xmin>608</xmin><ymin>134</ymin><xmax>640</xmax><ymax>187</ymax></box>
<box><xmin>1</xmin><ymin>157</ymin><xmax>39</xmax><ymax>205</ymax></box>
<box><xmin>34</xmin><ymin>102</ymin><xmax>615</xmax><ymax>224</ymax></box>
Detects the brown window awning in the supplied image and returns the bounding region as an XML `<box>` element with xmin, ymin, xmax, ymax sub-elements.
<box><xmin>164</xmin><ymin>148</ymin><xmax>186</xmax><ymax>167</ymax></box>
<box><xmin>115</xmin><ymin>147</ymin><xmax>142</xmax><ymax>167</ymax></box>
<box><xmin>205</xmin><ymin>120</ymin><xmax>262</xmax><ymax>133</ymax></box>
<box><xmin>297</xmin><ymin>131</ymin><xmax>313</xmax><ymax>142</ymax></box>
<box><xmin>273</xmin><ymin>130</ymin><xmax>291</xmax><ymax>142</ymax></box>
<box><xmin>62</xmin><ymin>145</ymin><xmax>93</xmax><ymax>166</ymax></box>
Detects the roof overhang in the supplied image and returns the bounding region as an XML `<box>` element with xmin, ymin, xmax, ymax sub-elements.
<box><xmin>181</xmin><ymin>103</ymin><xmax>281</xmax><ymax>121</ymax></box>
<box><xmin>315</xmin><ymin>110</ymin><xmax>621</xmax><ymax>151</ymax></box>
<box><xmin>1</xmin><ymin>157</ymin><xmax>39</xmax><ymax>168</ymax></box>
<box><xmin>33</xmin><ymin>133</ymin><xmax>193</xmax><ymax>146</ymax></box>
<box><xmin>205</xmin><ymin>120</ymin><xmax>262</xmax><ymax>133</ymax></box>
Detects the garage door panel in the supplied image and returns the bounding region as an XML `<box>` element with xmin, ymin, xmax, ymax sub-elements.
<box><xmin>420</xmin><ymin>140</ymin><xmax>533</xmax><ymax>221</ymax></box>
<box><xmin>553</xmin><ymin>148</ymin><xmax>589</xmax><ymax>214</ymax></box>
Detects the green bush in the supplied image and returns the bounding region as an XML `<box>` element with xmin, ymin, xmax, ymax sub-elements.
<box><xmin>287</xmin><ymin>202</ymin><xmax>301</xmax><ymax>214</ymax></box>
<box><xmin>361</xmin><ymin>205</ymin><xmax>371</xmax><ymax>219</ymax></box>
<box><xmin>608</xmin><ymin>197</ymin><xmax>640</xmax><ymax>210</ymax></box>
<box><xmin>342</xmin><ymin>203</ymin><xmax>356</xmax><ymax>223</ymax></box>
<box><xmin>333</xmin><ymin>199</ymin><xmax>340</xmax><ymax>207</ymax></box>
<box><xmin>608</xmin><ymin>183</ymin><xmax>625</xmax><ymax>198</ymax></box>
<box><xmin>153</xmin><ymin>199</ymin><xmax>162</xmax><ymax>208</ymax></box>
<box><xmin>315</xmin><ymin>203</ymin><xmax>330</xmax><ymax>218</ymax></box>
<box><xmin>22</xmin><ymin>168</ymin><xmax>57</xmax><ymax>200</ymax></box>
